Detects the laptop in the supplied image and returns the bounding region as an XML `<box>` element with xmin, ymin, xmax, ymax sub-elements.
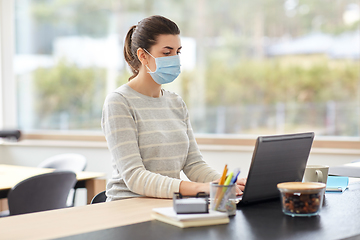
<box><xmin>237</xmin><ymin>132</ymin><xmax>314</xmax><ymax>206</ymax></box>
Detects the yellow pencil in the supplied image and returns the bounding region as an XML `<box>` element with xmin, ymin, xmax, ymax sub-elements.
<box><xmin>219</xmin><ymin>164</ymin><xmax>228</xmax><ymax>185</ymax></box>
<box><xmin>213</xmin><ymin>165</ymin><xmax>228</xmax><ymax>208</ymax></box>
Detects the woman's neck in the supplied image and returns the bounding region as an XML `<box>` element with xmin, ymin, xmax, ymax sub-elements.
<box><xmin>127</xmin><ymin>71</ymin><xmax>162</xmax><ymax>98</ymax></box>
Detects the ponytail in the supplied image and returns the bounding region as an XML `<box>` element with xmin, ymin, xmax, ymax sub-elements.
<box><xmin>123</xmin><ymin>16</ymin><xmax>180</xmax><ymax>81</ymax></box>
<box><xmin>124</xmin><ymin>25</ymin><xmax>140</xmax><ymax>81</ymax></box>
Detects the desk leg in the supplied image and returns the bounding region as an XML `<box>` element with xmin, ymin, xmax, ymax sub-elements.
<box><xmin>0</xmin><ymin>199</ymin><xmax>8</xmax><ymax>212</ymax></box>
<box><xmin>85</xmin><ymin>179</ymin><xmax>106</xmax><ymax>204</ymax></box>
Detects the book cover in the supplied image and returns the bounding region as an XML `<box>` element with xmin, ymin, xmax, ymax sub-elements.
<box><xmin>152</xmin><ymin>207</ymin><xmax>229</xmax><ymax>228</ymax></box>
<box><xmin>326</xmin><ymin>176</ymin><xmax>349</xmax><ymax>192</ymax></box>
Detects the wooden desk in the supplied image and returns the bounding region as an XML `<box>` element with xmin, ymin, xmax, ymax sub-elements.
<box><xmin>0</xmin><ymin>182</ymin><xmax>360</xmax><ymax>240</ymax></box>
<box><xmin>0</xmin><ymin>198</ymin><xmax>173</xmax><ymax>240</ymax></box>
<box><xmin>0</xmin><ymin>164</ymin><xmax>106</xmax><ymax>210</ymax></box>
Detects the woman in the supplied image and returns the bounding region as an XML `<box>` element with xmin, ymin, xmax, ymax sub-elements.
<box><xmin>102</xmin><ymin>15</ymin><xmax>245</xmax><ymax>201</ymax></box>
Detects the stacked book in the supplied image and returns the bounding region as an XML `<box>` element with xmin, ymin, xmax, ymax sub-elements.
<box><xmin>329</xmin><ymin>162</ymin><xmax>360</xmax><ymax>178</ymax></box>
<box><xmin>152</xmin><ymin>207</ymin><xmax>229</xmax><ymax>228</ymax></box>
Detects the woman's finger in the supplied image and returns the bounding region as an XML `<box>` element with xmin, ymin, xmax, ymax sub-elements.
<box><xmin>235</xmin><ymin>186</ymin><xmax>243</xmax><ymax>196</ymax></box>
<box><xmin>237</xmin><ymin>177</ymin><xmax>247</xmax><ymax>186</ymax></box>
<box><xmin>237</xmin><ymin>184</ymin><xmax>245</xmax><ymax>191</ymax></box>
<box><xmin>236</xmin><ymin>190</ymin><xmax>243</xmax><ymax>196</ymax></box>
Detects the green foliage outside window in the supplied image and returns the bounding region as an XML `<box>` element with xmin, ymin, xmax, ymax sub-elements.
<box><xmin>204</xmin><ymin>58</ymin><xmax>359</xmax><ymax>106</ymax></box>
<box><xmin>31</xmin><ymin>57</ymin><xmax>358</xmax><ymax>132</ymax></box>
<box><xmin>32</xmin><ymin>60</ymin><xmax>106</xmax><ymax>129</ymax></box>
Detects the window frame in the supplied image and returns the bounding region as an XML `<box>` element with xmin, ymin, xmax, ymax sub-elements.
<box><xmin>13</xmin><ymin>132</ymin><xmax>360</xmax><ymax>155</ymax></box>
<box><xmin>0</xmin><ymin>0</ymin><xmax>17</xmax><ymax>129</ymax></box>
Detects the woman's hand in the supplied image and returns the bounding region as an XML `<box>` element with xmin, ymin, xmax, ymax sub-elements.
<box><xmin>235</xmin><ymin>177</ymin><xmax>247</xmax><ymax>196</ymax></box>
<box><xmin>179</xmin><ymin>181</ymin><xmax>211</xmax><ymax>196</ymax></box>
<box><xmin>212</xmin><ymin>177</ymin><xmax>247</xmax><ymax>196</ymax></box>
<box><xmin>179</xmin><ymin>176</ymin><xmax>247</xmax><ymax>197</ymax></box>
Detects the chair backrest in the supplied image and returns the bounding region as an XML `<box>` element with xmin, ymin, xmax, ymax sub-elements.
<box><xmin>37</xmin><ymin>153</ymin><xmax>87</xmax><ymax>172</ymax></box>
<box><xmin>91</xmin><ymin>191</ymin><xmax>107</xmax><ymax>204</ymax></box>
<box><xmin>7</xmin><ymin>171</ymin><xmax>77</xmax><ymax>215</ymax></box>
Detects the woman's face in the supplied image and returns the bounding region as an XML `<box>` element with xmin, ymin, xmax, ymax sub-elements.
<box><xmin>146</xmin><ymin>34</ymin><xmax>182</xmax><ymax>71</ymax></box>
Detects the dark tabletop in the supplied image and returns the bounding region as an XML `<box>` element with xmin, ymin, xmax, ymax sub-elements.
<box><xmin>58</xmin><ymin>182</ymin><xmax>360</xmax><ymax>240</ymax></box>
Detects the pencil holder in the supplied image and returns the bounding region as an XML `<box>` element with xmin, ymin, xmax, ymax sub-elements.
<box><xmin>210</xmin><ymin>183</ymin><xmax>236</xmax><ymax>216</ymax></box>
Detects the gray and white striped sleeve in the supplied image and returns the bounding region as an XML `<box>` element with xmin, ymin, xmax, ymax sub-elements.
<box><xmin>181</xmin><ymin>102</ymin><xmax>221</xmax><ymax>182</ymax></box>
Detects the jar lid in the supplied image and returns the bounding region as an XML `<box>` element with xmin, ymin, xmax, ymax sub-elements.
<box><xmin>277</xmin><ymin>182</ymin><xmax>326</xmax><ymax>191</ymax></box>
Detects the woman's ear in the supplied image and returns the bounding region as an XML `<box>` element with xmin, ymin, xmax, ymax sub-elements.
<box><xmin>137</xmin><ymin>48</ymin><xmax>149</xmax><ymax>66</ymax></box>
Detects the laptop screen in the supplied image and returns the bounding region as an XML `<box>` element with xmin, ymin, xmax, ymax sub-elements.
<box><xmin>239</xmin><ymin>132</ymin><xmax>314</xmax><ymax>205</ymax></box>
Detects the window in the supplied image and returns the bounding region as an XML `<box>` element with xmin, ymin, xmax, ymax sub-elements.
<box><xmin>3</xmin><ymin>0</ymin><xmax>360</xmax><ymax>137</ymax></box>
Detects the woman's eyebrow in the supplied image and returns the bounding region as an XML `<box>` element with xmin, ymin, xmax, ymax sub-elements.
<box><xmin>163</xmin><ymin>46</ymin><xmax>182</xmax><ymax>50</ymax></box>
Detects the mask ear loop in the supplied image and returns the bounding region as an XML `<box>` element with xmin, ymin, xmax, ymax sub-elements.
<box><xmin>143</xmin><ymin>48</ymin><xmax>156</xmax><ymax>73</ymax></box>
<box><xmin>143</xmin><ymin>48</ymin><xmax>155</xmax><ymax>58</ymax></box>
<box><xmin>145</xmin><ymin>65</ymin><xmax>153</xmax><ymax>73</ymax></box>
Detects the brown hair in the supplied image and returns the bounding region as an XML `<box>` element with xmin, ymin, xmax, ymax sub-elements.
<box><xmin>124</xmin><ymin>15</ymin><xmax>180</xmax><ymax>81</ymax></box>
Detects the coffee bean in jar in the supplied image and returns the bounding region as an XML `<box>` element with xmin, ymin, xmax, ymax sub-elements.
<box><xmin>277</xmin><ymin>182</ymin><xmax>326</xmax><ymax>217</ymax></box>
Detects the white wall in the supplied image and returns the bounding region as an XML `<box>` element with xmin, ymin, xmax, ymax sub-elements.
<box><xmin>0</xmin><ymin>144</ymin><xmax>113</xmax><ymax>176</ymax></box>
<box><xmin>1</xmin><ymin>143</ymin><xmax>359</xmax><ymax>206</ymax></box>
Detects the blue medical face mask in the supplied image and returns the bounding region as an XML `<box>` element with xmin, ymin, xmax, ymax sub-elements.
<box><xmin>144</xmin><ymin>48</ymin><xmax>181</xmax><ymax>85</ymax></box>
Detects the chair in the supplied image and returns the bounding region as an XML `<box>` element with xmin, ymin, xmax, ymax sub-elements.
<box><xmin>37</xmin><ymin>153</ymin><xmax>87</xmax><ymax>171</ymax></box>
<box><xmin>91</xmin><ymin>191</ymin><xmax>107</xmax><ymax>204</ymax></box>
<box><xmin>7</xmin><ymin>171</ymin><xmax>77</xmax><ymax>216</ymax></box>
<box><xmin>37</xmin><ymin>153</ymin><xmax>87</xmax><ymax>207</ymax></box>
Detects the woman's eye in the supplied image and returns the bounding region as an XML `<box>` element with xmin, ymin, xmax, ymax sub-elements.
<box><xmin>177</xmin><ymin>51</ymin><xmax>181</xmax><ymax>55</ymax></box>
<box><xmin>163</xmin><ymin>52</ymin><xmax>171</xmax><ymax>55</ymax></box>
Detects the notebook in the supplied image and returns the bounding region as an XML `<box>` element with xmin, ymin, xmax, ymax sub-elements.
<box><xmin>326</xmin><ymin>176</ymin><xmax>349</xmax><ymax>192</ymax></box>
<box><xmin>237</xmin><ymin>132</ymin><xmax>314</xmax><ymax>206</ymax></box>
<box><xmin>329</xmin><ymin>162</ymin><xmax>360</xmax><ymax>178</ymax></box>
<box><xmin>152</xmin><ymin>207</ymin><xmax>229</xmax><ymax>228</ymax></box>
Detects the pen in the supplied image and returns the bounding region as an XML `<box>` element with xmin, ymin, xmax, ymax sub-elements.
<box><xmin>224</xmin><ymin>172</ymin><xmax>233</xmax><ymax>187</ymax></box>
<box><xmin>231</xmin><ymin>169</ymin><xmax>240</xmax><ymax>184</ymax></box>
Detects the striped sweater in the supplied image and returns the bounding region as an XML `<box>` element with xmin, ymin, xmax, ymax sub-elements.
<box><xmin>101</xmin><ymin>84</ymin><xmax>220</xmax><ymax>201</ymax></box>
